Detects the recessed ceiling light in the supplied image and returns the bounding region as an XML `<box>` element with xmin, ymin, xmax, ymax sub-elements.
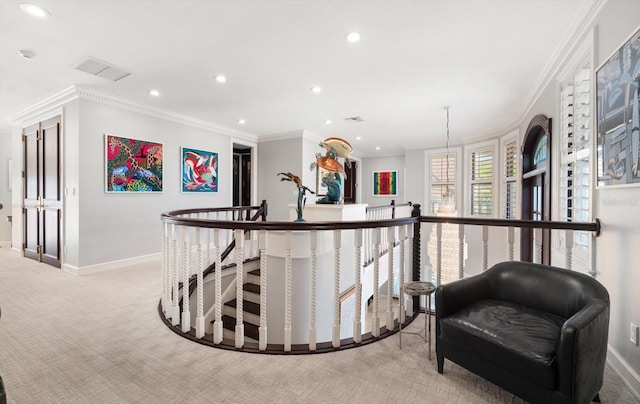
<box><xmin>215</xmin><ymin>75</ymin><xmax>227</xmax><ymax>83</ymax></box>
<box><xmin>149</xmin><ymin>89</ymin><xmax>160</xmax><ymax>97</ymax></box>
<box><xmin>311</xmin><ymin>86</ymin><xmax>322</xmax><ymax>94</ymax></box>
<box><xmin>356</xmin><ymin>136</ymin><xmax>362</xmax><ymax>140</ymax></box>
<box><xmin>325</xmin><ymin>120</ymin><xmax>332</xmax><ymax>125</ymax></box>
<box><xmin>346</xmin><ymin>32</ymin><xmax>361</xmax><ymax>43</ymax></box>
<box><xmin>375</xmin><ymin>146</ymin><xmax>381</xmax><ymax>150</ymax></box>
<box><xmin>20</xmin><ymin>3</ymin><xmax>51</xmax><ymax>18</ymax></box>
<box><xmin>17</xmin><ymin>49</ymin><xmax>35</xmax><ymax>59</ymax></box>
<box><xmin>238</xmin><ymin>119</ymin><xmax>246</xmax><ymax>125</ymax></box>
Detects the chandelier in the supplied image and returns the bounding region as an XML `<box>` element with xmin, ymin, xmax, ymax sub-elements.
<box><xmin>428</xmin><ymin>106</ymin><xmax>467</xmax><ymax>285</ymax></box>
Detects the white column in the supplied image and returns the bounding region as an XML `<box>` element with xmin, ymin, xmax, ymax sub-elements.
<box><xmin>195</xmin><ymin>228</ymin><xmax>205</xmax><ymax>338</ymax></box>
<box><xmin>386</xmin><ymin>226</ymin><xmax>395</xmax><ymax>330</ymax></box>
<box><xmin>259</xmin><ymin>230</ymin><xmax>268</xmax><ymax>351</ymax></box>
<box><xmin>372</xmin><ymin>228</ymin><xmax>381</xmax><ymax>337</ymax></box>
<box><xmin>333</xmin><ymin>230</ymin><xmax>342</xmax><ymax>348</ymax></box>
<box><xmin>212</xmin><ymin>229</ymin><xmax>223</xmax><ymax>344</ymax></box>
<box><xmin>181</xmin><ymin>226</ymin><xmax>191</xmax><ymax>332</ymax></box>
<box><xmin>235</xmin><ymin>228</ymin><xmax>245</xmax><ymax>348</ymax></box>
<box><xmin>284</xmin><ymin>231</ymin><xmax>293</xmax><ymax>352</ymax></box>
<box><xmin>353</xmin><ymin>229</ymin><xmax>363</xmax><ymax>343</ymax></box>
<box><xmin>309</xmin><ymin>230</ymin><xmax>318</xmax><ymax>350</ymax></box>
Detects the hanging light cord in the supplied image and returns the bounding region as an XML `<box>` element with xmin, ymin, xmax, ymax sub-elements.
<box><xmin>444</xmin><ymin>106</ymin><xmax>451</xmax><ymax>193</ymax></box>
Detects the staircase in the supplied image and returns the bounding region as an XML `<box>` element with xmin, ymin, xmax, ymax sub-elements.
<box><xmin>219</xmin><ymin>268</ymin><xmax>261</xmax><ymax>342</ymax></box>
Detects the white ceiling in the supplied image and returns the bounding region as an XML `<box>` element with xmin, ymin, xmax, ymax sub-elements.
<box><xmin>0</xmin><ymin>0</ymin><xmax>593</xmax><ymax>156</ymax></box>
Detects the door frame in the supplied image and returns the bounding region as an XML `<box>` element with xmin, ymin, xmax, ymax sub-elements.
<box><xmin>521</xmin><ymin>115</ymin><xmax>551</xmax><ymax>264</ymax></box>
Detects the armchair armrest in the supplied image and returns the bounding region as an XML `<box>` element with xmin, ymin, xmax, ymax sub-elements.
<box><xmin>435</xmin><ymin>273</ymin><xmax>491</xmax><ymax>320</ymax></box>
<box><xmin>557</xmin><ymin>299</ymin><xmax>610</xmax><ymax>403</ymax></box>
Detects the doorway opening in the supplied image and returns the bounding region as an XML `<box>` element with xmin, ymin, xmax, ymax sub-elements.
<box><xmin>233</xmin><ymin>144</ymin><xmax>252</xmax><ymax>206</ymax></box>
<box><xmin>521</xmin><ymin>115</ymin><xmax>551</xmax><ymax>264</ymax></box>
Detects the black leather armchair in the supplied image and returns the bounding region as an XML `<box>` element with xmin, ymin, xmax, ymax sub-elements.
<box><xmin>436</xmin><ymin>261</ymin><xmax>609</xmax><ymax>404</ymax></box>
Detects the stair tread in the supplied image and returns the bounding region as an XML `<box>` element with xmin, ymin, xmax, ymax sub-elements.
<box><xmin>221</xmin><ymin>315</ymin><xmax>260</xmax><ymax>340</ymax></box>
<box><xmin>225</xmin><ymin>299</ymin><xmax>260</xmax><ymax>315</ymax></box>
<box><xmin>248</xmin><ymin>268</ymin><xmax>260</xmax><ymax>276</ymax></box>
<box><xmin>243</xmin><ymin>283</ymin><xmax>260</xmax><ymax>294</ymax></box>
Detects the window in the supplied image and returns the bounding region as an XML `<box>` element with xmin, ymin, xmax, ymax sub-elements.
<box><xmin>470</xmin><ymin>149</ymin><xmax>493</xmax><ymax>216</ymax></box>
<box><xmin>430</xmin><ymin>153</ymin><xmax>456</xmax><ymax>214</ymax></box>
<box><xmin>465</xmin><ymin>141</ymin><xmax>497</xmax><ymax>217</ymax></box>
<box><xmin>501</xmin><ymin>136</ymin><xmax>518</xmax><ymax>219</ymax></box>
<box><xmin>559</xmin><ymin>65</ymin><xmax>591</xmax><ymax>257</ymax></box>
<box><xmin>426</xmin><ymin>147</ymin><xmax>461</xmax><ymax>215</ymax></box>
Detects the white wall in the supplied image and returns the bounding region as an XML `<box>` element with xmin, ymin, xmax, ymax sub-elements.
<box><xmin>361</xmin><ymin>155</ymin><xmax>406</xmax><ymax>207</ymax></box>
<box><xmin>0</xmin><ymin>126</ymin><xmax>12</xmax><ymax>246</ymax></box>
<box><xmin>71</xmin><ymin>98</ymin><xmax>233</xmax><ymax>268</ymax></box>
<box><xmin>258</xmin><ymin>137</ymin><xmax>304</xmax><ymax>221</ymax></box>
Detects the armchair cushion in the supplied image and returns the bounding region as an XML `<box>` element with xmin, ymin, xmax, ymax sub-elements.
<box><xmin>440</xmin><ymin>299</ymin><xmax>565</xmax><ymax>389</ymax></box>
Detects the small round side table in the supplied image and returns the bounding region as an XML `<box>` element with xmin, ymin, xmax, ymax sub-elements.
<box><xmin>399</xmin><ymin>281</ymin><xmax>436</xmax><ymax>360</ymax></box>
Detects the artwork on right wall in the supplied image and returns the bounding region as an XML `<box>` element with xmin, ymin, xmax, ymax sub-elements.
<box><xmin>182</xmin><ymin>147</ymin><xmax>218</xmax><ymax>192</ymax></box>
<box><xmin>596</xmin><ymin>27</ymin><xmax>640</xmax><ymax>187</ymax></box>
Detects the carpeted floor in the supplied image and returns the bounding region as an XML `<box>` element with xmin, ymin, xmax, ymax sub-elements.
<box><xmin>0</xmin><ymin>247</ymin><xmax>637</xmax><ymax>404</ymax></box>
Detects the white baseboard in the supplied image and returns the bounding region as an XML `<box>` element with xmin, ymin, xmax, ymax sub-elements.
<box><xmin>607</xmin><ymin>345</ymin><xmax>640</xmax><ymax>401</ymax></box>
<box><xmin>62</xmin><ymin>252</ymin><xmax>161</xmax><ymax>275</ymax></box>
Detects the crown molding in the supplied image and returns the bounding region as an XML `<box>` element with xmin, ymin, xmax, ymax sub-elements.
<box><xmin>8</xmin><ymin>85</ymin><xmax>258</xmax><ymax>142</ymax></box>
<box><xmin>517</xmin><ymin>0</ymin><xmax>606</xmax><ymax>125</ymax></box>
<box><xmin>7</xmin><ymin>86</ymin><xmax>79</xmax><ymax>124</ymax></box>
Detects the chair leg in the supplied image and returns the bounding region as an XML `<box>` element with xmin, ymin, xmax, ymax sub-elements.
<box><xmin>437</xmin><ymin>354</ymin><xmax>444</xmax><ymax>374</ymax></box>
<box><xmin>592</xmin><ymin>393</ymin><xmax>601</xmax><ymax>402</ymax></box>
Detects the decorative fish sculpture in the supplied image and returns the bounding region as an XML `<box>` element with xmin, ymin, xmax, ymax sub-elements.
<box><xmin>319</xmin><ymin>137</ymin><xmax>353</xmax><ymax>168</ymax></box>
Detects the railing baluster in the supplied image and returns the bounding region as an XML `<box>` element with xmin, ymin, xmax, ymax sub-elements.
<box><xmin>213</xmin><ymin>229</ymin><xmax>223</xmax><ymax>344</ymax></box>
<box><xmin>535</xmin><ymin>228</ymin><xmax>543</xmax><ymax>264</ymax></box>
<box><xmin>309</xmin><ymin>230</ymin><xmax>318</xmax><ymax>350</ymax></box>
<box><xmin>436</xmin><ymin>223</ymin><xmax>442</xmax><ymax>286</ymax></box>
<box><xmin>565</xmin><ymin>229</ymin><xmax>573</xmax><ymax>271</ymax></box>
<box><xmin>333</xmin><ymin>230</ymin><xmax>342</xmax><ymax>348</ymax></box>
<box><xmin>508</xmin><ymin>226</ymin><xmax>515</xmax><ymax>261</ymax></box>
<box><xmin>162</xmin><ymin>222</ymin><xmax>170</xmax><ymax>315</ymax></box>
<box><xmin>284</xmin><ymin>231</ymin><xmax>293</xmax><ymax>352</ymax></box>
<box><xmin>482</xmin><ymin>225</ymin><xmax>489</xmax><ymax>271</ymax></box>
<box><xmin>181</xmin><ymin>227</ymin><xmax>191</xmax><ymax>332</ymax></box>
<box><xmin>372</xmin><ymin>228</ymin><xmax>381</xmax><ymax>338</ymax></box>
<box><xmin>353</xmin><ymin>229</ymin><xmax>363</xmax><ymax>343</ymax></box>
<box><xmin>386</xmin><ymin>226</ymin><xmax>395</xmax><ymax>331</ymax></box>
<box><xmin>196</xmin><ymin>227</ymin><xmax>205</xmax><ymax>338</ymax></box>
<box><xmin>235</xmin><ymin>228</ymin><xmax>245</xmax><ymax>348</ymax></box>
<box><xmin>171</xmin><ymin>225</ymin><xmax>180</xmax><ymax>326</ymax></box>
<box><xmin>398</xmin><ymin>225</ymin><xmax>407</xmax><ymax>322</ymax></box>
<box><xmin>458</xmin><ymin>224</ymin><xmax>465</xmax><ymax>280</ymax></box>
<box><xmin>259</xmin><ymin>230</ymin><xmax>268</xmax><ymax>351</ymax></box>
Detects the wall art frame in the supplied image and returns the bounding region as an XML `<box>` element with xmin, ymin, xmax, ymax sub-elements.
<box><xmin>181</xmin><ymin>147</ymin><xmax>218</xmax><ymax>193</ymax></box>
<box><xmin>105</xmin><ymin>134</ymin><xmax>163</xmax><ymax>193</ymax></box>
<box><xmin>596</xmin><ymin>27</ymin><xmax>640</xmax><ymax>187</ymax></box>
<box><xmin>372</xmin><ymin>170</ymin><xmax>398</xmax><ymax>196</ymax></box>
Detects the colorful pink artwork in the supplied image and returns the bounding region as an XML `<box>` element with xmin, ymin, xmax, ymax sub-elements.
<box><xmin>182</xmin><ymin>147</ymin><xmax>218</xmax><ymax>192</ymax></box>
<box><xmin>105</xmin><ymin>135</ymin><xmax>163</xmax><ymax>192</ymax></box>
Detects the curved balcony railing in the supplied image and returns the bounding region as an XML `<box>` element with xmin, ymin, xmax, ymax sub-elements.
<box><xmin>159</xmin><ymin>202</ymin><xmax>601</xmax><ymax>354</ymax></box>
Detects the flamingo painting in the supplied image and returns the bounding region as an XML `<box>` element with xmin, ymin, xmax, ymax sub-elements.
<box><xmin>182</xmin><ymin>147</ymin><xmax>218</xmax><ymax>192</ymax></box>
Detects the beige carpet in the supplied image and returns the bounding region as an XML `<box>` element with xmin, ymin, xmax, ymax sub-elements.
<box><xmin>0</xmin><ymin>247</ymin><xmax>637</xmax><ymax>404</ymax></box>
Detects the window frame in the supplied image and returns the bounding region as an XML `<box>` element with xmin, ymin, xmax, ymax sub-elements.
<box><xmin>464</xmin><ymin>140</ymin><xmax>498</xmax><ymax>217</ymax></box>
<box><xmin>425</xmin><ymin>147</ymin><xmax>463</xmax><ymax>215</ymax></box>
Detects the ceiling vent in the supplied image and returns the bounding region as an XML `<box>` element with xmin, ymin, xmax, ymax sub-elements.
<box><xmin>73</xmin><ymin>56</ymin><xmax>131</xmax><ymax>81</ymax></box>
<box><xmin>344</xmin><ymin>116</ymin><xmax>364</xmax><ymax>123</ymax></box>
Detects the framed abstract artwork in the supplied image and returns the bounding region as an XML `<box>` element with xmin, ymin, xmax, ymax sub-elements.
<box><xmin>105</xmin><ymin>135</ymin><xmax>163</xmax><ymax>192</ymax></box>
<box><xmin>372</xmin><ymin>170</ymin><xmax>398</xmax><ymax>196</ymax></box>
<box><xmin>596</xmin><ymin>27</ymin><xmax>640</xmax><ymax>187</ymax></box>
<box><xmin>182</xmin><ymin>147</ymin><xmax>218</xmax><ymax>192</ymax></box>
